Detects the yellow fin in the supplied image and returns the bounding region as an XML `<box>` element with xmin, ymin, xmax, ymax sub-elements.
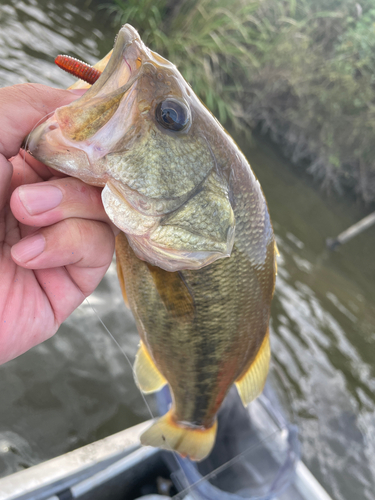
<box><xmin>274</xmin><ymin>240</ymin><xmax>279</xmax><ymax>275</ymax></box>
<box><xmin>134</xmin><ymin>342</ymin><xmax>167</xmax><ymax>394</ymax></box>
<box><xmin>115</xmin><ymin>233</ymin><xmax>130</xmax><ymax>308</ymax></box>
<box><xmin>235</xmin><ymin>331</ymin><xmax>270</xmax><ymax>407</ymax></box>
<box><xmin>140</xmin><ymin>410</ymin><xmax>217</xmax><ymax>461</ymax></box>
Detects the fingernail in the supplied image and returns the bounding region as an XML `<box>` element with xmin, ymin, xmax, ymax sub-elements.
<box><xmin>11</xmin><ymin>233</ymin><xmax>45</xmax><ymax>263</ymax></box>
<box><xmin>18</xmin><ymin>185</ymin><xmax>63</xmax><ymax>215</ymax></box>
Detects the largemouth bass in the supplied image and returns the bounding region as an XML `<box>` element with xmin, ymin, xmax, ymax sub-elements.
<box><xmin>27</xmin><ymin>24</ymin><xmax>276</xmax><ymax>461</ymax></box>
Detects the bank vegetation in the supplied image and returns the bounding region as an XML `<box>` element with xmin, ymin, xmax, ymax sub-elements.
<box><xmin>105</xmin><ymin>0</ymin><xmax>375</xmax><ymax>203</ymax></box>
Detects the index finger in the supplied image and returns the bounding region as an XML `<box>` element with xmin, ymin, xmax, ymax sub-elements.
<box><xmin>10</xmin><ymin>176</ymin><xmax>120</xmax><ymax>236</ymax></box>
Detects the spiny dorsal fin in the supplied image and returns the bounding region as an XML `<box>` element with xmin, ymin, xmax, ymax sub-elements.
<box><xmin>235</xmin><ymin>331</ymin><xmax>270</xmax><ymax>407</ymax></box>
<box><xmin>134</xmin><ymin>341</ymin><xmax>167</xmax><ymax>394</ymax></box>
<box><xmin>140</xmin><ymin>409</ymin><xmax>217</xmax><ymax>461</ymax></box>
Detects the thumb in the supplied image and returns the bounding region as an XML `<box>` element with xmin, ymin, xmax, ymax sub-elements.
<box><xmin>0</xmin><ymin>83</ymin><xmax>83</xmax><ymax>159</ymax></box>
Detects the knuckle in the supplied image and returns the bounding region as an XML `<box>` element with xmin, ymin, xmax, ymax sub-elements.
<box><xmin>45</xmin><ymin>218</ymin><xmax>114</xmax><ymax>268</ymax></box>
<box><xmin>75</xmin><ymin>218</ymin><xmax>96</xmax><ymax>244</ymax></box>
<box><xmin>73</xmin><ymin>218</ymin><xmax>114</xmax><ymax>249</ymax></box>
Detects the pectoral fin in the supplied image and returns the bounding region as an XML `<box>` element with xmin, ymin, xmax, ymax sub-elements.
<box><xmin>235</xmin><ymin>331</ymin><xmax>270</xmax><ymax>407</ymax></box>
<box><xmin>134</xmin><ymin>341</ymin><xmax>167</xmax><ymax>394</ymax></box>
<box><xmin>146</xmin><ymin>264</ymin><xmax>195</xmax><ymax>322</ymax></box>
<box><xmin>115</xmin><ymin>232</ymin><xmax>130</xmax><ymax>308</ymax></box>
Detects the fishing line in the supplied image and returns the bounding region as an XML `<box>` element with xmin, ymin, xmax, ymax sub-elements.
<box><xmin>83</xmin><ymin>295</ymin><xmax>156</xmax><ymax>421</ymax></box>
<box><xmin>85</xmin><ymin>287</ymin><xmax>291</xmax><ymax>499</ymax></box>
<box><xmin>23</xmin><ymin>110</ymin><xmax>55</xmax><ymax>155</ymax></box>
<box><xmin>21</xmin><ymin>117</ymin><xmax>287</xmax><ymax>496</ymax></box>
<box><xmin>81</xmin><ymin>291</ymin><xmax>194</xmax><ymax>492</ymax></box>
<box><xmin>22</xmin><ymin>105</ymin><xmax>159</xmax><ymax>421</ymax></box>
<box><xmin>19</xmin><ymin>89</ymin><xmax>283</xmax><ymax>500</ymax></box>
<box><xmin>21</xmin><ymin>109</ymin><xmax>191</xmax><ymax>491</ymax></box>
<box><xmin>171</xmin><ymin>426</ymin><xmax>287</xmax><ymax>500</ymax></box>
<box><xmin>21</xmin><ymin>110</ymin><xmax>56</xmax><ymax>182</ymax></box>
<box><xmin>87</xmin><ymin>289</ymin><xmax>288</xmax><ymax>500</ymax></box>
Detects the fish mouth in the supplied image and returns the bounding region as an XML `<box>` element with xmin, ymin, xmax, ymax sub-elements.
<box><xmin>27</xmin><ymin>24</ymin><xmax>144</xmax><ymax>184</ymax></box>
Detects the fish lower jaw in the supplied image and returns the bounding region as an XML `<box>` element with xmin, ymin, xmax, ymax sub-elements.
<box><xmin>27</xmin><ymin>119</ymin><xmax>103</xmax><ymax>185</ymax></box>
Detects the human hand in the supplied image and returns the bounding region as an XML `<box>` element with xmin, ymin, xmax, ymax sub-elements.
<box><xmin>0</xmin><ymin>83</ymin><xmax>119</xmax><ymax>365</ymax></box>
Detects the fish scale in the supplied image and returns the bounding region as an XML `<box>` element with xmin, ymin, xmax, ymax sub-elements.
<box><xmin>116</xmin><ymin>145</ymin><xmax>275</xmax><ymax>428</ymax></box>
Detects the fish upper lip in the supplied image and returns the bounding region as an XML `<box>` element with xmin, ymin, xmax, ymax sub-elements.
<box><xmin>83</xmin><ymin>24</ymin><xmax>144</xmax><ymax>98</ymax></box>
<box><xmin>27</xmin><ymin>25</ymin><xmax>151</xmax><ymax>163</ymax></box>
<box><xmin>30</xmin><ymin>46</ymin><xmax>142</xmax><ymax>154</ymax></box>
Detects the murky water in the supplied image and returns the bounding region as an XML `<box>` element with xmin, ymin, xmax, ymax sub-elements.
<box><xmin>0</xmin><ymin>1</ymin><xmax>374</xmax><ymax>499</ymax></box>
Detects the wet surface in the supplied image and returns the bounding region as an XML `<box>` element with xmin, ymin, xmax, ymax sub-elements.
<box><xmin>0</xmin><ymin>1</ymin><xmax>374</xmax><ymax>499</ymax></box>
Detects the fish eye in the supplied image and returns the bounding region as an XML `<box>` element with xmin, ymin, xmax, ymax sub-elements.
<box><xmin>155</xmin><ymin>99</ymin><xmax>190</xmax><ymax>131</ymax></box>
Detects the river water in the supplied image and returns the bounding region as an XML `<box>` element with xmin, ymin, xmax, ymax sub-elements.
<box><xmin>0</xmin><ymin>1</ymin><xmax>374</xmax><ymax>500</ymax></box>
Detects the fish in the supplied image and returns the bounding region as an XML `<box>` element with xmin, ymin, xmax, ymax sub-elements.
<box><xmin>27</xmin><ymin>24</ymin><xmax>277</xmax><ymax>461</ymax></box>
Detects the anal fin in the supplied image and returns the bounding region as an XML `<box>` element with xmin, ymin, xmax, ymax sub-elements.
<box><xmin>235</xmin><ymin>331</ymin><xmax>270</xmax><ymax>407</ymax></box>
<box><xmin>140</xmin><ymin>410</ymin><xmax>217</xmax><ymax>461</ymax></box>
<box><xmin>134</xmin><ymin>341</ymin><xmax>167</xmax><ymax>394</ymax></box>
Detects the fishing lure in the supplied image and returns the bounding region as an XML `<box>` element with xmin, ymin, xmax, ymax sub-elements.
<box><xmin>55</xmin><ymin>55</ymin><xmax>102</xmax><ymax>85</ymax></box>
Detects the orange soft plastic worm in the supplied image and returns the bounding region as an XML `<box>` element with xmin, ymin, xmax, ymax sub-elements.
<box><xmin>55</xmin><ymin>55</ymin><xmax>102</xmax><ymax>85</ymax></box>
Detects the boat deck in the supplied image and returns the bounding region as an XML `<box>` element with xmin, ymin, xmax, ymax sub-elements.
<box><xmin>0</xmin><ymin>386</ymin><xmax>333</xmax><ymax>500</ymax></box>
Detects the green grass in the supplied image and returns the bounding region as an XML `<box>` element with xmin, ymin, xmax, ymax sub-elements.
<box><xmin>104</xmin><ymin>0</ymin><xmax>261</xmax><ymax>127</ymax></box>
<box><xmin>103</xmin><ymin>0</ymin><xmax>375</xmax><ymax>204</ymax></box>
